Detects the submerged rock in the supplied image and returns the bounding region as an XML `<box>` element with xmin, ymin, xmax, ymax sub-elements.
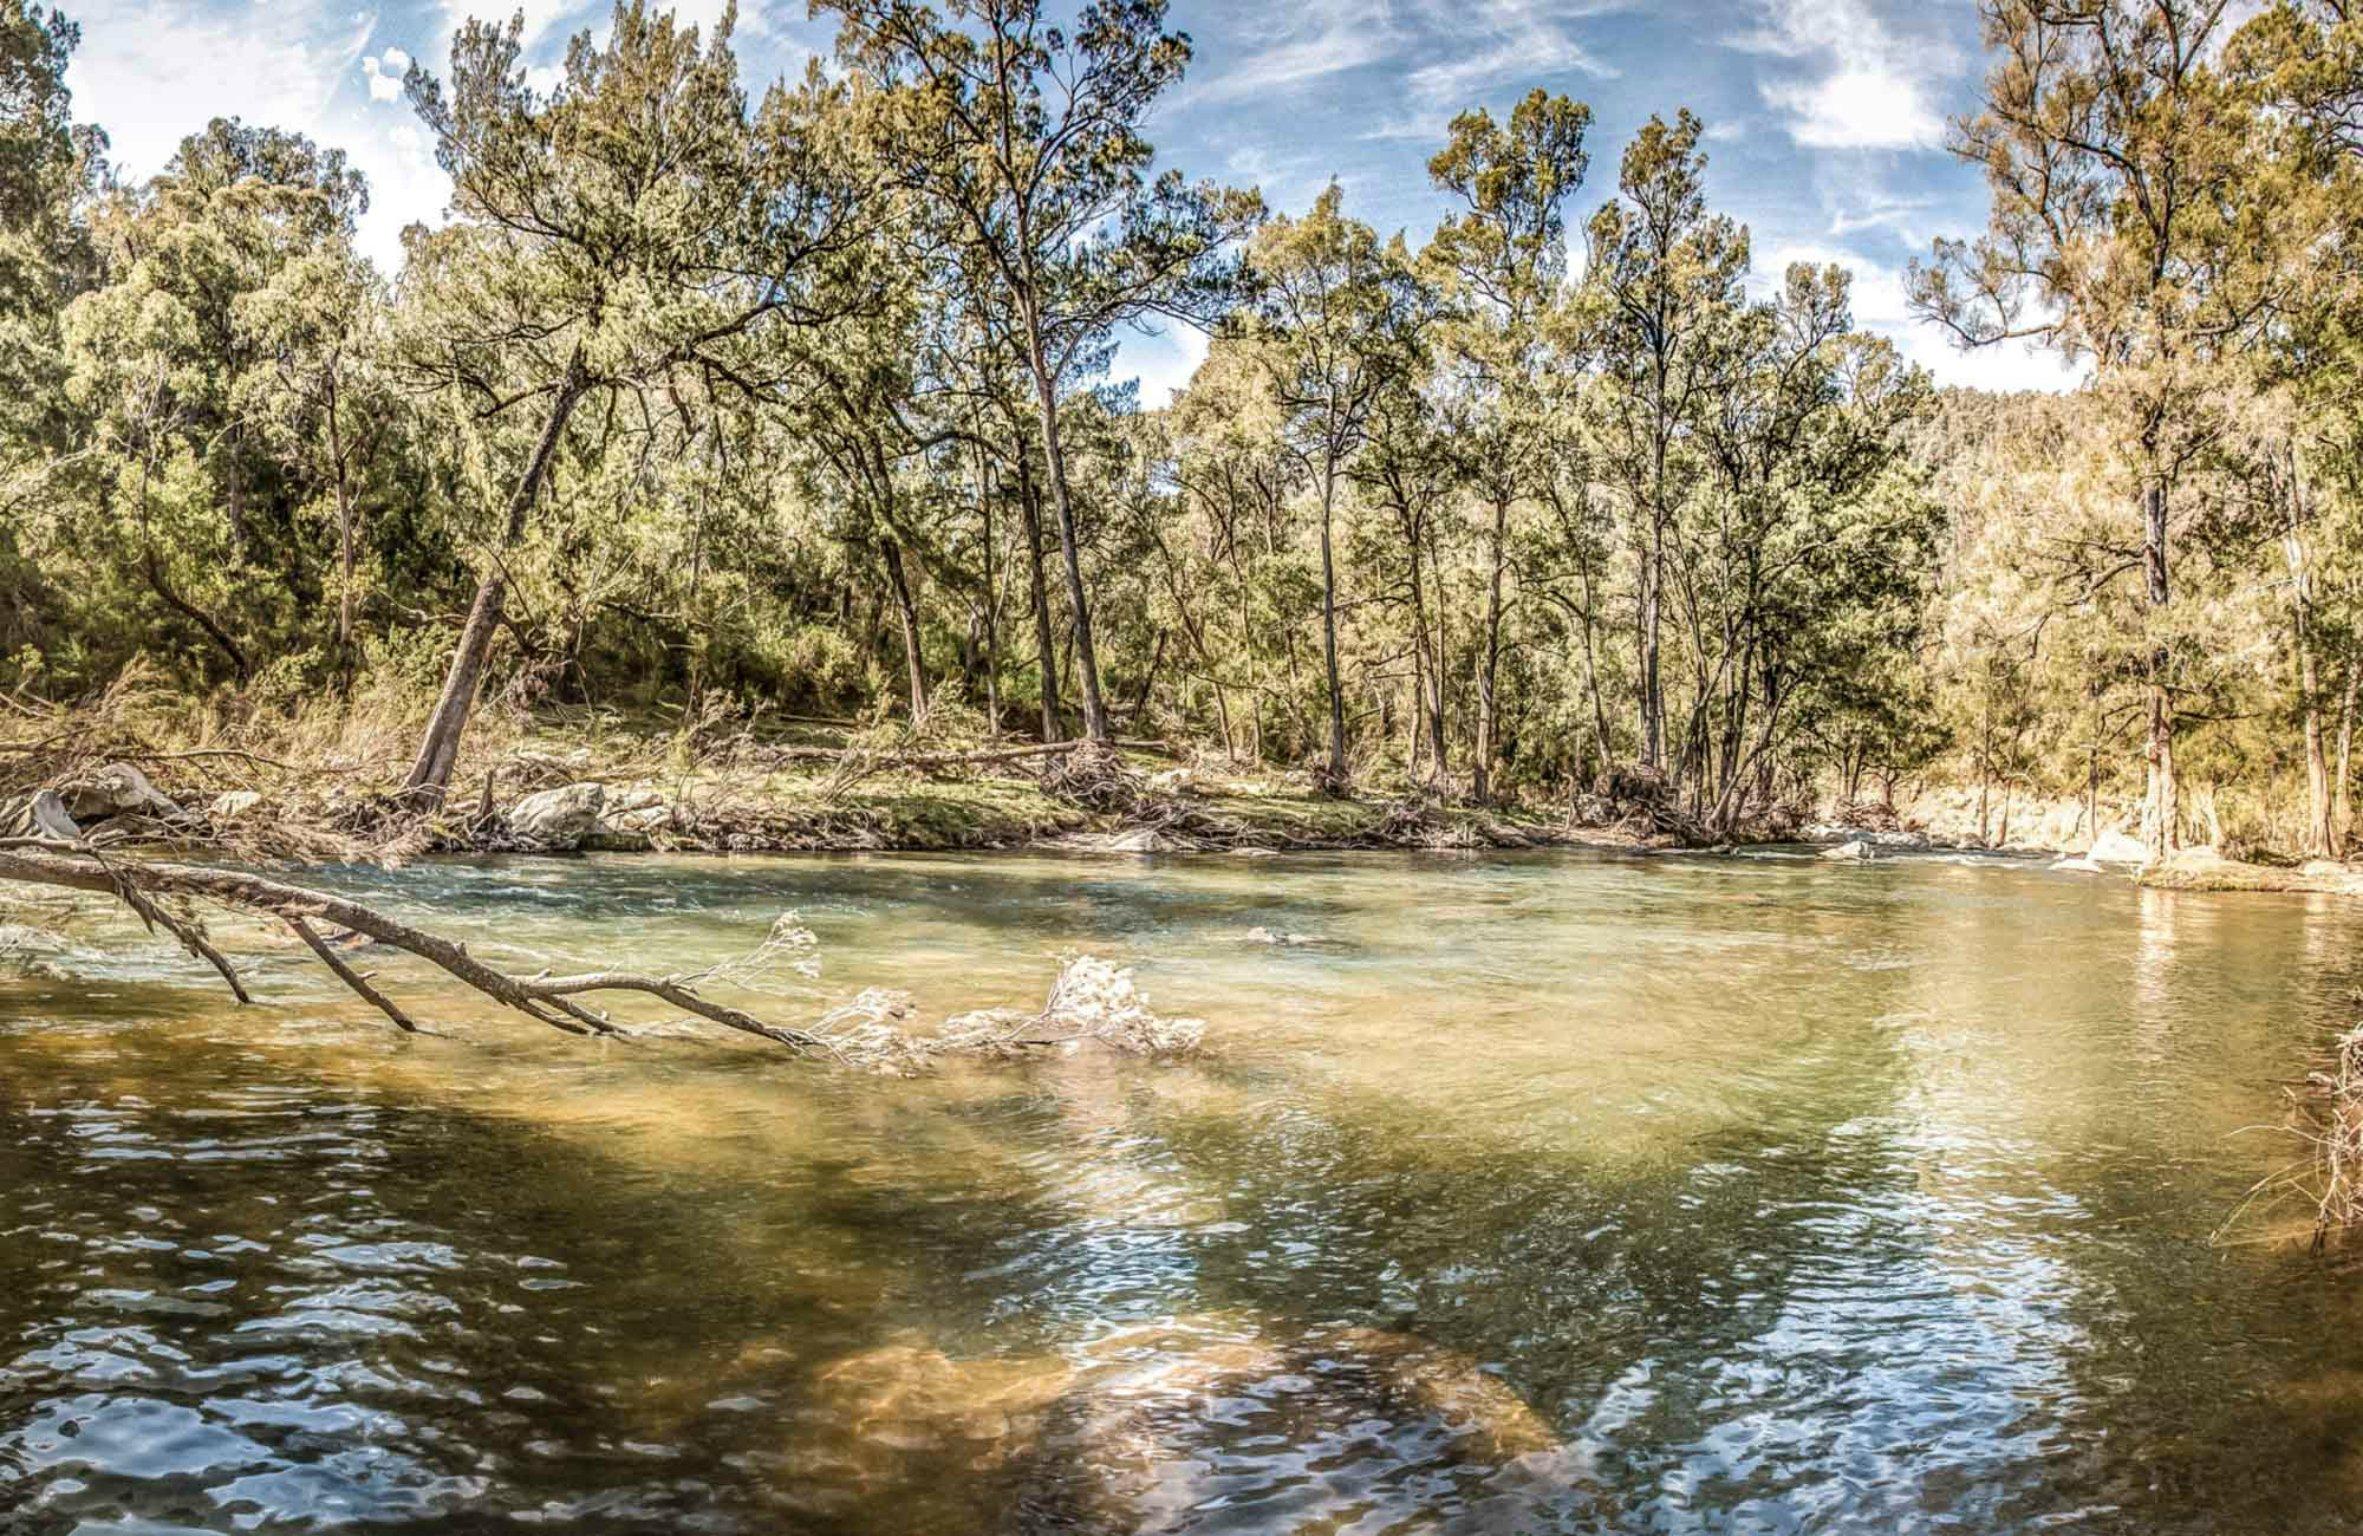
<box><xmin>1312</xmin><ymin>1325</ymin><xmax>1558</xmax><ymax>1461</ymax></box>
<box><xmin>506</xmin><ymin>781</ymin><xmax>605</xmax><ymax>851</ymax></box>
<box><xmin>812</xmin><ymin>1339</ymin><xmax>1076</xmax><ymax>1463</ymax></box>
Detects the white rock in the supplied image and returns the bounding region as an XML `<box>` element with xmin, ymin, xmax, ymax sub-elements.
<box><xmin>2085</xmin><ymin>828</ymin><xmax>2150</xmax><ymax>865</ymax></box>
<box><xmin>585</xmin><ymin>801</ymin><xmax>672</xmax><ymax>851</ymax></box>
<box><xmin>61</xmin><ymin>762</ymin><xmax>181</xmax><ymax>821</ymax></box>
<box><xmin>1819</xmin><ymin>840</ymin><xmax>1872</xmax><ymax>862</ymax></box>
<box><xmin>507</xmin><ymin>782</ymin><xmax>605</xmax><ymax>851</ymax></box>
<box><xmin>209</xmin><ymin>790</ymin><xmax>263</xmax><ymax>823</ymax></box>
<box><xmin>2</xmin><ymin>789</ymin><xmax>81</xmax><ymax>842</ymax></box>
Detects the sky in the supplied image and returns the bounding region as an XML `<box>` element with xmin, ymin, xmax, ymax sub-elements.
<box><xmin>57</xmin><ymin>0</ymin><xmax>2081</xmax><ymax>401</ymax></box>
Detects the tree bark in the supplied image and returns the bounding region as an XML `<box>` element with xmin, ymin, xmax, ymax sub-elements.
<box><xmin>403</xmin><ymin>356</ymin><xmax>588</xmax><ymax>808</ymax></box>
<box><xmin>2140</xmin><ymin>475</ymin><xmax>2178</xmax><ymax>857</ymax></box>
<box><xmin>1473</xmin><ymin>495</ymin><xmax>1509</xmax><ymax>804</ymax></box>
<box><xmin>1018</xmin><ymin>303</ymin><xmax>1110</xmax><ymax>743</ymax></box>
<box><xmin>879</xmin><ymin>536</ymin><xmax>929</xmax><ymax>723</ymax></box>
<box><xmin>1316</xmin><ymin>460</ymin><xmax>1348</xmax><ymax>789</ymax></box>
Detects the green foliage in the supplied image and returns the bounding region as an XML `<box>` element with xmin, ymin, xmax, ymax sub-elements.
<box><xmin>4</xmin><ymin>0</ymin><xmax>2362</xmax><ymax>853</ymax></box>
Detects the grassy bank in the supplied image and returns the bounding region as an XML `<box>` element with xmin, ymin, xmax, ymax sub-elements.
<box><xmin>0</xmin><ymin>682</ymin><xmax>1591</xmax><ymax>859</ymax></box>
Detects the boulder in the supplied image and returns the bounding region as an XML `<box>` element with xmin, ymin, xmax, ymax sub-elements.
<box><xmin>506</xmin><ymin>781</ymin><xmax>605</xmax><ymax>851</ymax></box>
<box><xmin>208</xmin><ymin>790</ymin><xmax>263</xmax><ymax>823</ymax></box>
<box><xmin>1819</xmin><ymin>839</ymin><xmax>1872</xmax><ymax>862</ymax></box>
<box><xmin>1</xmin><ymin>789</ymin><xmax>81</xmax><ymax>843</ymax></box>
<box><xmin>59</xmin><ymin>762</ymin><xmax>181</xmax><ymax>822</ymax></box>
<box><xmin>2086</xmin><ymin>827</ymin><xmax>2151</xmax><ymax>865</ymax></box>
<box><xmin>584</xmin><ymin>792</ymin><xmax>672</xmax><ymax>852</ymax></box>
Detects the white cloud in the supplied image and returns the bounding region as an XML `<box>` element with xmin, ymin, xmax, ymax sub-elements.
<box><xmin>1115</xmin><ymin>321</ymin><xmax>1213</xmax><ymax>409</ymax></box>
<box><xmin>1741</xmin><ymin>0</ymin><xmax>1947</xmax><ymax>152</ymax></box>
<box><xmin>362</xmin><ymin>47</ymin><xmax>411</xmax><ymax>104</ymax></box>
<box><xmin>1193</xmin><ymin>0</ymin><xmax>1401</xmax><ymax>102</ymax></box>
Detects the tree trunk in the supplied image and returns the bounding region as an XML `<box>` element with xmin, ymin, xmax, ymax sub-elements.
<box><xmin>976</xmin><ymin>447</ymin><xmax>1002</xmax><ymax>733</ymax></box>
<box><xmin>2139</xmin><ymin>475</ymin><xmax>2177</xmax><ymax>857</ymax></box>
<box><xmin>403</xmin><ymin>356</ymin><xmax>587</xmax><ymax>808</ymax></box>
<box><xmin>1316</xmin><ymin>461</ymin><xmax>1348</xmax><ymax>789</ymax></box>
<box><xmin>880</xmin><ymin>536</ymin><xmax>929</xmax><ymax>723</ymax></box>
<box><xmin>1019</xmin><ymin>305</ymin><xmax>1109</xmax><ymax>743</ymax></box>
<box><xmin>2337</xmin><ymin>668</ymin><xmax>2358</xmax><ymax>859</ymax></box>
<box><xmin>2284</xmin><ymin>454</ymin><xmax>2333</xmax><ymax>858</ymax></box>
<box><xmin>1405</xmin><ymin>513</ymin><xmax>1447</xmax><ymax>780</ymax></box>
<box><xmin>1014</xmin><ymin>449</ymin><xmax>1062</xmax><ymax>742</ymax></box>
<box><xmin>1473</xmin><ymin>495</ymin><xmax>1509</xmax><ymax>804</ymax></box>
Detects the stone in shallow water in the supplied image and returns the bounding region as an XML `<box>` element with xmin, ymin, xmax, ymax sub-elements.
<box><xmin>1311</xmin><ymin>1325</ymin><xmax>1559</xmax><ymax>1461</ymax></box>
<box><xmin>808</xmin><ymin>1338</ymin><xmax>1075</xmax><ymax>1468</ymax></box>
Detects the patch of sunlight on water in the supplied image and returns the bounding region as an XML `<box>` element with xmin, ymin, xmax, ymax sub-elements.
<box><xmin>8</xmin><ymin>850</ymin><xmax>2363</xmax><ymax>1532</ymax></box>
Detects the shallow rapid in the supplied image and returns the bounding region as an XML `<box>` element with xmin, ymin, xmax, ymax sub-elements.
<box><xmin>5</xmin><ymin>848</ymin><xmax>2363</xmax><ymax>1533</ymax></box>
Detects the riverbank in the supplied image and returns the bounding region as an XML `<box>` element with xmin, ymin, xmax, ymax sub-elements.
<box><xmin>1</xmin><ymin>703</ymin><xmax>1599</xmax><ymax>859</ymax></box>
<box><xmin>7</xmin><ymin>696</ymin><xmax>2353</xmax><ymax>886</ymax></box>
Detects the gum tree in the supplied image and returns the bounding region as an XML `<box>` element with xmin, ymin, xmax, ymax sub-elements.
<box><xmin>825</xmin><ymin>0</ymin><xmax>1256</xmax><ymax>745</ymax></box>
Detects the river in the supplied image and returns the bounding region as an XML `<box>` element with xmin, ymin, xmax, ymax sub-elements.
<box><xmin>4</xmin><ymin>849</ymin><xmax>2363</xmax><ymax>1532</ymax></box>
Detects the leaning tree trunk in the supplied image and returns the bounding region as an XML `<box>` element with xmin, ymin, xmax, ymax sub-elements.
<box><xmin>403</xmin><ymin>360</ymin><xmax>588</xmax><ymax>809</ymax></box>
<box><xmin>0</xmin><ymin>843</ymin><xmax>830</xmax><ymax>1051</ymax></box>
<box><xmin>880</xmin><ymin>536</ymin><xmax>930</xmax><ymax>724</ymax></box>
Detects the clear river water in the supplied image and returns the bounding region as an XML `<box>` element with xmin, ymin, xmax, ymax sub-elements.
<box><xmin>6</xmin><ymin>848</ymin><xmax>2363</xmax><ymax>1534</ymax></box>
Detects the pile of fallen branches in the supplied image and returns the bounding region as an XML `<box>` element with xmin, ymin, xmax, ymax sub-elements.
<box><xmin>1568</xmin><ymin>764</ymin><xmax>1706</xmax><ymax>845</ymax></box>
<box><xmin>1038</xmin><ymin>739</ymin><xmax>1150</xmax><ymax>813</ymax></box>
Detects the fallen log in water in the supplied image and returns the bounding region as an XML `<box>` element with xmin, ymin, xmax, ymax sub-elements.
<box><xmin>0</xmin><ymin>840</ymin><xmax>835</xmax><ymax>1053</ymax></box>
<box><xmin>0</xmin><ymin>838</ymin><xmax>1204</xmax><ymax>1069</ymax></box>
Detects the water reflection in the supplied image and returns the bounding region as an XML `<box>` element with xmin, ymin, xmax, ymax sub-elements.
<box><xmin>4</xmin><ymin>851</ymin><xmax>2363</xmax><ymax>1531</ymax></box>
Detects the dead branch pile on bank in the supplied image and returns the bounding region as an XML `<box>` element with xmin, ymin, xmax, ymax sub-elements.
<box><xmin>2216</xmin><ymin>1023</ymin><xmax>2363</xmax><ymax>1254</ymax></box>
<box><xmin>2297</xmin><ymin>1025</ymin><xmax>2363</xmax><ymax>1252</ymax></box>
<box><xmin>0</xmin><ymin>838</ymin><xmax>1204</xmax><ymax>1072</ymax></box>
<box><xmin>1568</xmin><ymin>763</ymin><xmax>1706</xmax><ymax>845</ymax></box>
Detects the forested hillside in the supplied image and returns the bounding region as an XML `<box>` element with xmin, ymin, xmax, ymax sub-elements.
<box><xmin>2</xmin><ymin>0</ymin><xmax>2358</xmax><ymax>857</ymax></box>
